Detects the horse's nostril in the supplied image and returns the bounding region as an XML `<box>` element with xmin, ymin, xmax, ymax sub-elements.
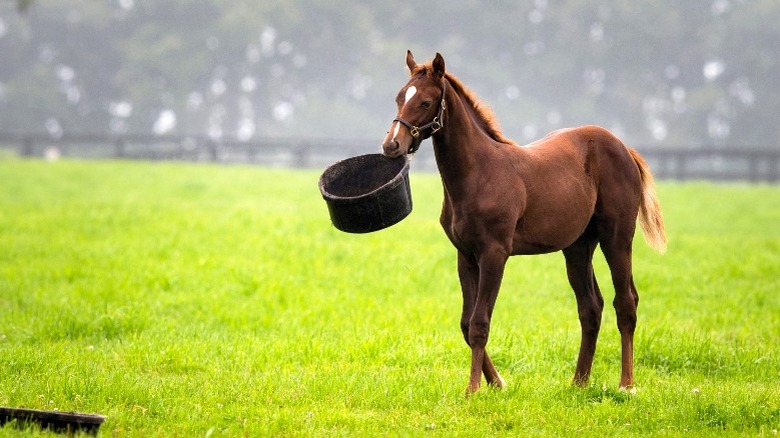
<box><xmin>381</xmin><ymin>140</ymin><xmax>401</xmax><ymax>157</ymax></box>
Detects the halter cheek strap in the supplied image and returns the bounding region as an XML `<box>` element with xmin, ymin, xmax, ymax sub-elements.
<box><xmin>392</xmin><ymin>81</ymin><xmax>447</xmax><ymax>153</ymax></box>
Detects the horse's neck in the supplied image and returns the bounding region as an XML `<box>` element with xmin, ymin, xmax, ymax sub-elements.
<box><xmin>431</xmin><ymin>81</ymin><xmax>492</xmax><ymax>191</ymax></box>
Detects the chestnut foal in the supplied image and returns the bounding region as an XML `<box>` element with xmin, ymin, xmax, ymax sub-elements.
<box><xmin>382</xmin><ymin>51</ymin><xmax>666</xmax><ymax>395</ymax></box>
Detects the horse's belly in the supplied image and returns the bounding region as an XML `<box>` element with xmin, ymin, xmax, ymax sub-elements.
<box><xmin>512</xmin><ymin>187</ymin><xmax>596</xmax><ymax>255</ymax></box>
<box><xmin>512</xmin><ymin>219</ymin><xmax>588</xmax><ymax>254</ymax></box>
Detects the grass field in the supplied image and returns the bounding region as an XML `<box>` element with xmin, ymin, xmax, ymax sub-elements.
<box><xmin>0</xmin><ymin>156</ymin><xmax>778</xmax><ymax>436</ymax></box>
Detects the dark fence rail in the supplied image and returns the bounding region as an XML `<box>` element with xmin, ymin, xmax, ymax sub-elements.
<box><xmin>0</xmin><ymin>132</ymin><xmax>368</xmax><ymax>170</ymax></box>
<box><xmin>639</xmin><ymin>147</ymin><xmax>779</xmax><ymax>183</ymax></box>
<box><xmin>1</xmin><ymin>132</ymin><xmax>778</xmax><ymax>182</ymax></box>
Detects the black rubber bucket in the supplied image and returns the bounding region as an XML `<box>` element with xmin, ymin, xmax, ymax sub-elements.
<box><xmin>0</xmin><ymin>407</ymin><xmax>106</xmax><ymax>434</ymax></box>
<box><xmin>318</xmin><ymin>154</ymin><xmax>412</xmax><ymax>233</ymax></box>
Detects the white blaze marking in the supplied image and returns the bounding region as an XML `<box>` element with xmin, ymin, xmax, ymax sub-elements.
<box><xmin>391</xmin><ymin>86</ymin><xmax>417</xmax><ymax>142</ymax></box>
<box><xmin>391</xmin><ymin>121</ymin><xmax>401</xmax><ymax>140</ymax></box>
<box><xmin>404</xmin><ymin>86</ymin><xmax>417</xmax><ymax>106</ymax></box>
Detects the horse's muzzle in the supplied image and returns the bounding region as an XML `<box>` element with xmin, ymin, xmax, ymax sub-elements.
<box><xmin>381</xmin><ymin>139</ymin><xmax>405</xmax><ymax>158</ymax></box>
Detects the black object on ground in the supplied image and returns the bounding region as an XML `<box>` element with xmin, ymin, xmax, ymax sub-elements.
<box><xmin>0</xmin><ymin>407</ymin><xmax>106</xmax><ymax>434</ymax></box>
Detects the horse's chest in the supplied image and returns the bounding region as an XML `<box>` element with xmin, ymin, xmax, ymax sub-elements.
<box><xmin>440</xmin><ymin>199</ymin><xmax>518</xmax><ymax>254</ymax></box>
<box><xmin>441</xmin><ymin>215</ymin><xmax>466</xmax><ymax>248</ymax></box>
<box><xmin>440</xmin><ymin>200</ymin><xmax>471</xmax><ymax>252</ymax></box>
<box><xmin>442</xmin><ymin>219</ymin><xmax>476</xmax><ymax>255</ymax></box>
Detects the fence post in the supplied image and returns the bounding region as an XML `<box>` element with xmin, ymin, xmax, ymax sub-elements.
<box><xmin>294</xmin><ymin>141</ymin><xmax>310</xmax><ymax>168</ymax></box>
<box><xmin>207</xmin><ymin>139</ymin><xmax>219</xmax><ymax>162</ymax></box>
<box><xmin>672</xmin><ymin>151</ymin><xmax>684</xmax><ymax>180</ymax></box>
<box><xmin>114</xmin><ymin>137</ymin><xmax>126</xmax><ymax>158</ymax></box>
<box><xmin>21</xmin><ymin>137</ymin><xmax>33</xmax><ymax>157</ymax></box>
<box><xmin>748</xmin><ymin>154</ymin><xmax>759</xmax><ymax>183</ymax></box>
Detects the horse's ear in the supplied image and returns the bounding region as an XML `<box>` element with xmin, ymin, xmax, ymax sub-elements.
<box><xmin>432</xmin><ymin>52</ymin><xmax>445</xmax><ymax>79</ymax></box>
<box><xmin>406</xmin><ymin>50</ymin><xmax>417</xmax><ymax>73</ymax></box>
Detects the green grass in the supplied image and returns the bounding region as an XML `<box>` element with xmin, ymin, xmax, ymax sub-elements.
<box><xmin>0</xmin><ymin>157</ymin><xmax>778</xmax><ymax>436</ymax></box>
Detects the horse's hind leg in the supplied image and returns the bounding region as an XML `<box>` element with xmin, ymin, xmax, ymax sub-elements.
<box><xmin>563</xmin><ymin>234</ymin><xmax>603</xmax><ymax>387</ymax></box>
<box><xmin>600</xmin><ymin>229</ymin><xmax>639</xmax><ymax>389</ymax></box>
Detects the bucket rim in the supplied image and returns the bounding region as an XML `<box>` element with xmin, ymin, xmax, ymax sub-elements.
<box><xmin>318</xmin><ymin>153</ymin><xmax>410</xmax><ymax>202</ymax></box>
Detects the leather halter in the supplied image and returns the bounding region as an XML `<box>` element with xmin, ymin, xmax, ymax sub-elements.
<box><xmin>392</xmin><ymin>80</ymin><xmax>447</xmax><ymax>154</ymax></box>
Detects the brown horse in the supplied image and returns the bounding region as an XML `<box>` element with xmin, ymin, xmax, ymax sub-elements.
<box><xmin>381</xmin><ymin>51</ymin><xmax>666</xmax><ymax>395</ymax></box>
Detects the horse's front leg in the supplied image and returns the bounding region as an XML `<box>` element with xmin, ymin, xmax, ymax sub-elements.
<box><xmin>482</xmin><ymin>351</ymin><xmax>505</xmax><ymax>388</ymax></box>
<box><xmin>467</xmin><ymin>349</ymin><xmax>505</xmax><ymax>394</ymax></box>
<box><xmin>457</xmin><ymin>252</ymin><xmax>482</xmax><ymax>393</ymax></box>
<box><xmin>464</xmin><ymin>249</ymin><xmax>508</xmax><ymax>395</ymax></box>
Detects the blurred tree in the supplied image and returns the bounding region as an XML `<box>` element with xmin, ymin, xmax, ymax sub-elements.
<box><xmin>0</xmin><ymin>0</ymin><xmax>777</xmax><ymax>147</ymax></box>
<box><xmin>12</xmin><ymin>0</ymin><xmax>33</xmax><ymax>13</ymax></box>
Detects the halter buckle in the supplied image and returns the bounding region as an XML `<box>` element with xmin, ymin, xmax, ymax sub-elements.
<box><xmin>430</xmin><ymin>117</ymin><xmax>442</xmax><ymax>134</ymax></box>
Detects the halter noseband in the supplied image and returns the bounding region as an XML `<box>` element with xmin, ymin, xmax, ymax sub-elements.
<box><xmin>392</xmin><ymin>80</ymin><xmax>447</xmax><ymax>154</ymax></box>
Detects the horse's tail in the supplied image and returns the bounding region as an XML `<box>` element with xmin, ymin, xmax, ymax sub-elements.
<box><xmin>628</xmin><ymin>148</ymin><xmax>667</xmax><ymax>254</ymax></box>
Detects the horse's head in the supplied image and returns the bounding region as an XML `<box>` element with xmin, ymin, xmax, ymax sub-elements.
<box><xmin>382</xmin><ymin>51</ymin><xmax>447</xmax><ymax>158</ymax></box>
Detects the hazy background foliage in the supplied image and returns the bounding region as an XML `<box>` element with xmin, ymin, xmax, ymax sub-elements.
<box><xmin>0</xmin><ymin>0</ymin><xmax>778</xmax><ymax>147</ymax></box>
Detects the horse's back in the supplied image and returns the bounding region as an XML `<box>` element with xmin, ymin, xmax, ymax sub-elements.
<box><xmin>525</xmin><ymin>125</ymin><xmax>641</xmax><ymax>190</ymax></box>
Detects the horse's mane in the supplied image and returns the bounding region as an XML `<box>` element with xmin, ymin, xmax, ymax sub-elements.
<box><xmin>412</xmin><ymin>63</ymin><xmax>516</xmax><ymax>146</ymax></box>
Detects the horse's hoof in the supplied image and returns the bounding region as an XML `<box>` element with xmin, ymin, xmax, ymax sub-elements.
<box><xmin>487</xmin><ymin>375</ymin><xmax>506</xmax><ymax>389</ymax></box>
<box><xmin>619</xmin><ymin>385</ymin><xmax>638</xmax><ymax>395</ymax></box>
<box><xmin>571</xmin><ymin>375</ymin><xmax>589</xmax><ymax>388</ymax></box>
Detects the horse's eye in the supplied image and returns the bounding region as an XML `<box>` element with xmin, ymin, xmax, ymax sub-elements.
<box><xmin>421</xmin><ymin>100</ymin><xmax>432</xmax><ymax>109</ymax></box>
